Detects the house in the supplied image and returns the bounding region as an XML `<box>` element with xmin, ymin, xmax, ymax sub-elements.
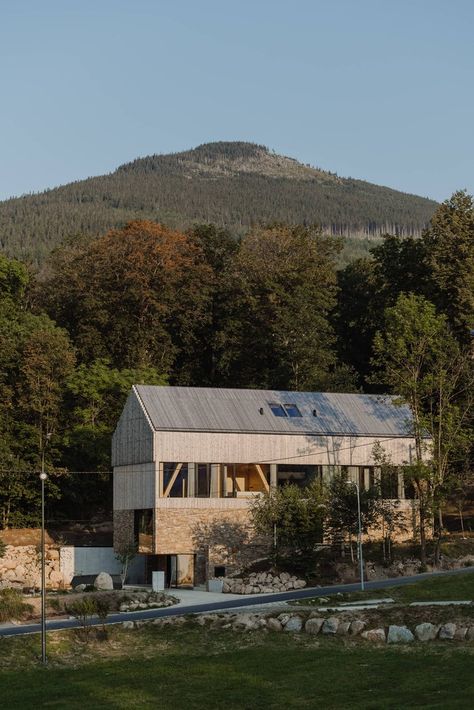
<box><xmin>112</xmin><ymin>386</ymin><xmax>419</xmax><ymax>587</ymax></box>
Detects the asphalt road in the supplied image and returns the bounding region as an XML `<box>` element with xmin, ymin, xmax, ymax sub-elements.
<box><xmin>2</xmin><ymin>565</ymin><xmax>474</xmax><ymax>638</ymax></box>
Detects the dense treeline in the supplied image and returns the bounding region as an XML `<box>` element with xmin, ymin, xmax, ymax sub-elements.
<box><xmin>0</xmin><ymin>142</ymin><xmax>437</xmax><ymax>265</ymax></box>
<box><xmin>0</xmin><ymin>190</ymin><xmax>472</xmax><ymax>537</ymax></box>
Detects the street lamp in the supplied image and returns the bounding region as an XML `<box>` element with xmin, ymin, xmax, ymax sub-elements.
<box><xmin>349</xmin><ymin>480</ymin><xmax>365</xmax><ymax>591</ymax></box>
<box><xmin>40</xmin><ymin>467</ymin><xmax>47</xmax><ymax>665</ymax></box>
<box><xmin>40</xmin><ymin>431</ymin><xmax>51</xmax><ymax>665</ymax></box>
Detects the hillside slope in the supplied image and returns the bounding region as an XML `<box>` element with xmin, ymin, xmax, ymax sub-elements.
<box><xmin>0</xmin><ymin>142</ymin><xmax>437</xmax><ymax>264</ymax></box>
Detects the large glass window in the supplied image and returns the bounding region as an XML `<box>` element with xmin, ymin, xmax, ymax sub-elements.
<box><xmin>134</xmin><ymin>509</ymin><xmax>153</xmax><ymax>553</ymax></box>
<box><xmin>196</xmin><ymin>464</ymin><xmax>210</xmax><ymax>497</ymax></box>
<box><xmin>163</xmin><ymin>463</ymin><xmax>189</xmax><ymax>497</ymax></box>
<box><xmin>277</xmin><ymin>464</ymin><xmax>318</xmax><ymax>489</ymax></box>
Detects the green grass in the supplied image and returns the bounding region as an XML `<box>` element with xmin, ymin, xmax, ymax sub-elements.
<box><xmin>295</xmin><ymin>570</ymin><xmax>474</xmax><ymax>606</ymax></box>
<box><xmin>1</xmin><ymin>627</ymin><xmax>474</xmax><ymax>709</ymax></box>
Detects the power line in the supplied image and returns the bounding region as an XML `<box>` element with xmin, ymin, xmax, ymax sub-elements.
<box><xmin>258</xmin><ymin>436</ymin><xmax>415</xmax><ymax>465</ymax></box>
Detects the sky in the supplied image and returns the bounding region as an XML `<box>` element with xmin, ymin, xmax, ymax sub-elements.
<box><xmin>1</xmin><ymin>0</ymin><xmax>473</xmax><ymax>202</ymax></box>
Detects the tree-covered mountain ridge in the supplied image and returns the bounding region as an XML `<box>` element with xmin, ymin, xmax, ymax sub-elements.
<box><xmin>0</xmin><ymin>141</ymin><xmax>438</xmax><ymax>264</ymax></box>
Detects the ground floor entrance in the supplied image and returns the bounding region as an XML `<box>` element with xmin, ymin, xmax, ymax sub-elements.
<box><xmin>144</xmin><ymin>553</ymin><xmax>195</xmax><ymax>588</ymax></box>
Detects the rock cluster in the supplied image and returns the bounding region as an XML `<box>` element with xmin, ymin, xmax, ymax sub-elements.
<box><xmin>0</xmin><ymin>544</ymin><xmax>63</xmax><ymax>590</ymax></box>
<box><xmin>123</xmin><ymin>612</ymin><xmax>474</xmax><ymax>644</ymax></box>
<box><xmin>119</xmin><ymin>591</ymin><xmax>178</xmax><ymax>612</ymax></box>
<box><xmin>222</xmin><ymin>571</ymin><xmax>307</xmax><ymax>594</ymax></box>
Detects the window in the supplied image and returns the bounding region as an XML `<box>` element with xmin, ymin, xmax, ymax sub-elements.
<box><xmin>269</xmin><ymin>403</ymin><xmax>287</xmax><ymax>417</ymax></box>
<box><xmin>284</xmin><ymin>403</ymin><xmax>302</xmax><ymax>418</ymax></box>
<box><xmin>197</xmin><ymin>463</ymin><xmax>210</xmax><ymax>497</ymax></box>
<box><xmin>268</xmin><ymin>402</ymin><xmax>302</xmax><ymax>417</ymax></box>
<box><xmin>134</xmin><ymin>509</ymin><xmax>153</xmax><ymax>553</ymax></box>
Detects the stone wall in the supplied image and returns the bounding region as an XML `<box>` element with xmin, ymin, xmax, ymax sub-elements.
<box><xmin>113</xmin><ymin>509</ymin><xmax>135</xmax><ymax>552</ymax></box>
<box><xmin>155</xmin><ymin>507</ymin><xmax>267</xmax><ymax>575</ymax></box>
<box><xmin>0</xmin><ymin>544</ymin><xmax>64</xmax><ymax>589</ymax></box>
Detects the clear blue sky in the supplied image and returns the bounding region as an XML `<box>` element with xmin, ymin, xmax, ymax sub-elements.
<box><xmin>1</xmin><ymin>0</ymin><xmax>473</xmax><ymax>202</ymax></box>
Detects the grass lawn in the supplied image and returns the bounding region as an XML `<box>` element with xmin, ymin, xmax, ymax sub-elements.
<box><xmin>1</xmin><ymin>625</ymin><xmax>474</xmax><ymax>709</ymax></box>
<box><xmin>295</xmin><ymin>569</ymin><xmax>474</xmax><ymax>607</ymax></box>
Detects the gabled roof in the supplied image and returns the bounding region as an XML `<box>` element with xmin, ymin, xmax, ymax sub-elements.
<box><xmin>133</xmin><ymin>386</ymin><xmax>413</xmax><ymax>438</ymax></box>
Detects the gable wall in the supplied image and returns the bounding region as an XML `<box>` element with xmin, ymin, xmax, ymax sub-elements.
<box><xmin>112</xmin><ymin>390</ymin><xmax>154</xmax><ymax>467</ymax></box>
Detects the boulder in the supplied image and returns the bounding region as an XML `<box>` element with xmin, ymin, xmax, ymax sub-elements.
<box><xmin>337</xmin><ymin>621</ymin><xmax>351</xmax><ymax>635</ymax></box>
<box><xmin>466</xmin><ymin>627</ymin><xmax>474</xmax><ymax>641</ymax></box>
<box><xmin>361</xmin><ymin>628</ymin><xmax>386</xmax><ymax>643</ymax></box>
<box><xmin>387</xmin><ymin>625</ymin><xmax>414</xmax><ymax>644</ymax></box>
<box><xmin>294</xmin><ymin>580</ymin><xmax>307</xmax><ymax>589</ymax></box>
<box><xmin>278</xmin><ymin>613</ymin><xmax>291</xmax><ymax>626</ymax></box>
<box><xmin>349</xmin><ymin>620</ymin><xmax>366</xmax><ymax>636</ymax></box>
<box><xmin>415</xmin><ymin>623</ymin><xmax>439</xmax><ymax>642</ymax></box>
<box><xmin>454</xmin><ymin>627</ymin><xmax>467</xmax><ymax>641</ymax></box>
<box><xmin>439</xmin><ymin>623</ymin><xmax>456</xmax><ymax>640</ymax></box>
<box><xmin>74</xmin><ymin>583</ymin><xmax>87</xmax><ymax>592</ymax></box>
<box><xmin>233</xmin><ymin>614</ymin><xmax>259</xmax><ymax>631</ymax></box>
<box><xmin>305</xmin><ymin>617</ymin><xmax>324</xmax><ymax>635</ymax></box>
<box><xmin>122</xmin><ymin>621</ymin><xmax>134</xmax><ymax>630</ymax></box>
<box><xmin>94</xmin><ymin>572</ymin><xmax>114</xmax><ymax>591</ymax></box>
<box><xmin>284</xmin><ymin>616</ymin><xmax>303</xmax><ymax>632</ymax></box>
<box><xmin>267</xmin><ymin>617</ymin><xmax>283</xmax><ymax>632</ymax></box>
<box><xmin>322</xmin><ymin>617</ymin><xmax>339</xmax><ymax>635</ymax></box>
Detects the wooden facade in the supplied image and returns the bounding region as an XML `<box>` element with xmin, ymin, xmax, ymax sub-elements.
<box><xmin>112</xmin><ymin>385</ymin><xmax>421</xmax><ymax>584</ymax></box>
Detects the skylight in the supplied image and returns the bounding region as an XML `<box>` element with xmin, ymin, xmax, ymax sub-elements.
<box><xmin>284</xmin><ymin>403</ymin><xmax>302</xmax><ymax>418</ymax></box>
<box><xmin>269</xmin><ymin>403</ymin><xmax>287</xmax><ymax>417</ymax></box>
<box><xmin>268</xmin><ymin>403</ymin><xmax>302</xmax><ymax>418</ymax></box>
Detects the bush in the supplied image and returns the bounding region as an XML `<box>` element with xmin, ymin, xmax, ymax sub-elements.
<box><xmin>67</xmin><ymin>597</ymin><xmax>98</xmax><ymax>641</ymax></box>
<box><xmin>0</xmin><ymin>588</ymin><xmax>33</xmax><ymax>622</ymax></box>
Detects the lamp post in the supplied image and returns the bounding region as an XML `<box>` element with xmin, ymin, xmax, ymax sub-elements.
<box><xmin>40</xmin><ymin>432</ymin><xmax>51</xmax><ymax>665</ymax></box>
<box><xmin>349</xmin><ymin>480</ymin><xmax>365</xmax><ymax>591</ymax></box>
<box><xmin>40</xmin><ymin>466</ymin><xmax>47</xmax><ymax>664</ymax></box>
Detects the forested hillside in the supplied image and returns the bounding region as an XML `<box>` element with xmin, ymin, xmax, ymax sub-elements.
<box><xmin>0</xmin><ymin>142</ymin><xmax>437</xmax><ymax>265</ymax></box>
<box><xmin>0</xmin><ymin>192</ymin><xmax>472</xmax><ymax>533</ymax></box>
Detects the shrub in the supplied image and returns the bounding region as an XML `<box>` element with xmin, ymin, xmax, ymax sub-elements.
<box><xmin>95</xmin><ymin>597</ymin><xmax>111</xmax><ymax>632</ymax></box>
<box><xmin>0</xmin><ymin>588</ymin><xmax>33</xmax><ymax>622</ymax></box>
<box><xmin>67</xmin><ymin>597</ymin><xmax>98</xmax><ymax>641</ymax></box>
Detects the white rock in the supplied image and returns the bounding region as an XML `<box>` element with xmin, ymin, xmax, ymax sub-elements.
<box><xmin>305</xmin><ymin>618</ymin><xmax>324</xmax><ymax>635</ymax></box>
<box><xmin>415</xmin><ymin>623</ymin><xmax>439</xmax><ymax>642</ymax></box>
<box><xmin>267</xmin><ymin>617</ymin><xmax>283</xmax><ymax>632</ymax></box>
<box><xmin>349</xmin><ymin>620</ymin><xmax>366</xmax><ymax>635</ymax></box>
<box><xmin>337</xmin><ymin>621</ymin><xmax>351</xmax><ymax>635</ymax></box>
<box><xmin>94</xmin><ymin>572</ymin><xmax>114</xmax><ymax>591</ymax></box>
<box><xmin>361</xmin><ymin>628</ymin><xmax>386</xmax><ymax>642</ymax></box>
<box><xmin>387</xmin><ymin>625</ymin><xmax>414</xmax><ymax>644</ymax></box>
<box><xmin>294</xmin><ymin>579</ymin><xmax>307</xmax><ymax>589</ymax></box>
<box><xmin>322</xmin><ymin>617</ymin><xmax>339</xmax><ymax>634</ymax></box>
<box><xmin>284</xmin><ymin>616</ymin><xmax>303</xmax><ymax>632</ymax></box>
<box><xmin>122</xmin><ymin>621</ymin><xmax>134</xmax><ymax>630</ymax></box>
<box><xmin>439</xmin><ymin>623</ymin><xmax>456</xmax><ymax>640</ymax></box>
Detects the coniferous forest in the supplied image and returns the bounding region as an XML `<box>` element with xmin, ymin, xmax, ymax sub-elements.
<box><xmin>0</xmin><ymin>142</ymin><xmax>437</xmax><ymax>267</ymax></box>
<box><xmin>0</xmin><ymin>145</ymin><xmax>472</xmax><ymax>536</ymax></box>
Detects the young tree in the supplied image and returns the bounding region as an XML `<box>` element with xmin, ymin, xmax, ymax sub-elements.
<box><xmin>326</xmin><ymin>470</ymin><xmax>380</xmax><ymax>562</ymax></box>
<box><xmin>372</xmin><ymin>293</ymin><xmax>474</xmax><ymax>563</ymax></box>
<box><xmin>250</xmin><ymin>481</ymin><xmax>327</xmax><ymax>572</ymax></box>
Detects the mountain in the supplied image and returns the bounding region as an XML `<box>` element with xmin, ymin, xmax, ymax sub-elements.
<box><xmin>0</xmin><ymin>141</ymin><xmax>438</xmax><ymax>265</ymax></box>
